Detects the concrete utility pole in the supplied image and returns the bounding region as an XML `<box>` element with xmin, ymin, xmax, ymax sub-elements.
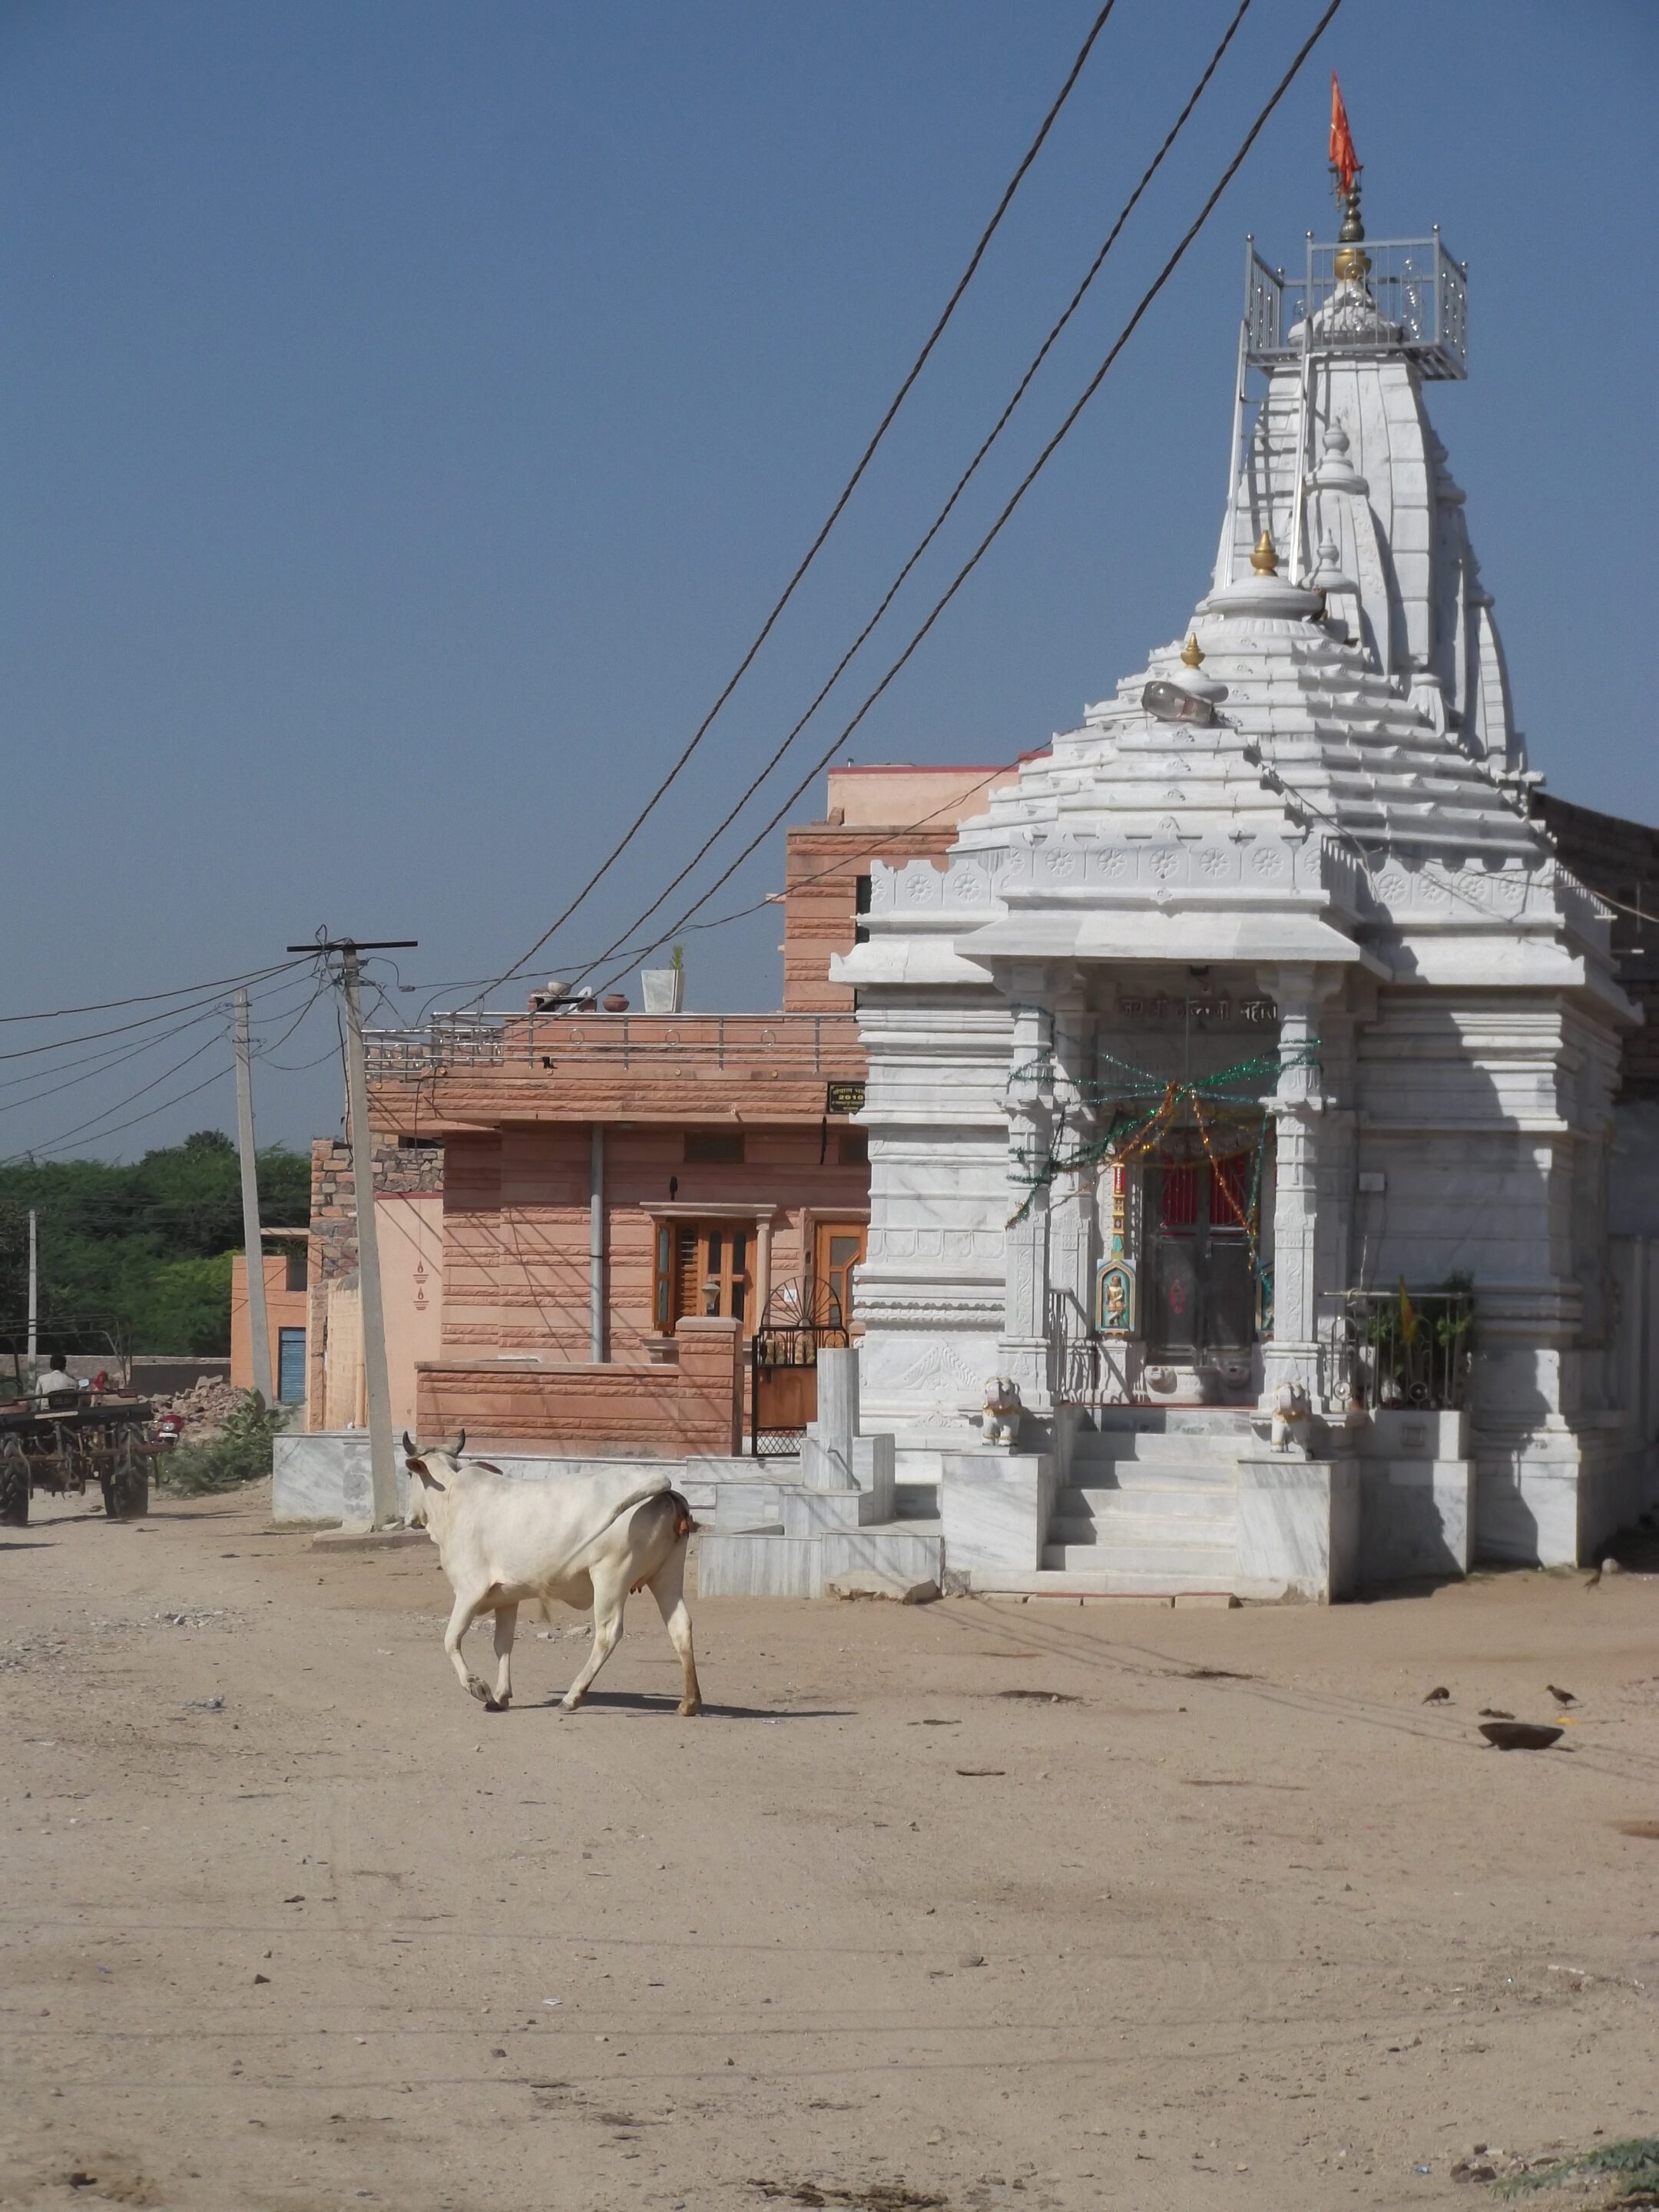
<box><xmin>290</xmin><ymin>936</ymin><xmax>416</xmax><ymax>1529</ymax></box>
<box><xmin>26</xmin><ymin>1210</ymin><xmax>37</xmax><ymax>1371</ymax></box>
<box><xmin>233</xmin><ymin>990</ymin><xmax>275</xmax><ymax>1407</ymax></box>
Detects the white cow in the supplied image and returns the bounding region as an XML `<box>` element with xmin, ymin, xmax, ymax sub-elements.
<box><xmin>401</xmin><ymin>1432</ymin><xmax>702</xmax><ymax>1717</ymax></box>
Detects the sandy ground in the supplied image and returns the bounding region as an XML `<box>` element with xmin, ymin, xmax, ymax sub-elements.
<box><xmin>2</xmin><ymin>1487</ymin><xmax>1657</xmax><ymax>2212</ymax></box>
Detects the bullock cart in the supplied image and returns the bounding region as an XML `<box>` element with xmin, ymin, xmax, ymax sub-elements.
<box><xmin>0</xmin><ymin>1396</ymin><xmax>158</xmax><ymax>1528</ymax></box>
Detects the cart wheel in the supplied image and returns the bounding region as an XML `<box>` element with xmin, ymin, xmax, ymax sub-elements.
<box><xmin>118</xmin><ymin>1465</ymin><xmax>150</xmax><ymax>1520</ymax></box>
<box><xmin>0</xmin><ymin>1446</ymin><xmax>27</xmax><ymax>1529</ymax></box>
<box><xmin>109</xmin><ymin>1448</ymin><xmax>149</xmax><ymax>1521</ymax></box>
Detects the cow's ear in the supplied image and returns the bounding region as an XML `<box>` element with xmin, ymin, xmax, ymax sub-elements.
<box><xmin>406</xmin><ymin>1456</ymin><xmax>444</xmax><ymax>1490</ymax></box>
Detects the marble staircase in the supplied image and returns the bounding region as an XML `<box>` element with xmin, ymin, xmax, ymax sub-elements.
<box><xmin>1037</xmin><ymin>1408</ymin><xmax>1250</xmax><ymax>1594</ymax></box>
<box><xmin>693</xmin><ymin>1349</ymin><xmax>944</xmax><ymax>1599</ymax></box>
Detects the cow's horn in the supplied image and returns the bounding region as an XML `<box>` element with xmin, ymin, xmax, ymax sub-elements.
<box><xmin>449</xmin><ymin>1428</ymin><xmax>466</xmax><ymax>1455</ymax></box>
<box><xmin>402</xmin><ymin>1430</ymin><xmax>416</xmax><ymax>1456</ymax></box>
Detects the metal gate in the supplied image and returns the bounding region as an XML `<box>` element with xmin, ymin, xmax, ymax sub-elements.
<box><xmin>749</xmin><ymin>1278</ymin><xmax>847</xmax><ymax>1458</ymax></box>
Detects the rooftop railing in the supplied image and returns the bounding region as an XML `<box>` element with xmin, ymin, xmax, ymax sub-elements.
<box><xmin>1243</xmin><ymin>230</ymin><xmax>1468</xmax><ymax>380</ymax></box>
<box><xmin>365</xmin><ymin>1009</ymin><xmax>859</xmax><ymax>1078</ymax></box>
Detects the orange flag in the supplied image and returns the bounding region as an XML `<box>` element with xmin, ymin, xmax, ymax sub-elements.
<box><xmin>1330</xmin><ymin>72</ymin><xmax>1360</xmax><ymax>200</ymax></box>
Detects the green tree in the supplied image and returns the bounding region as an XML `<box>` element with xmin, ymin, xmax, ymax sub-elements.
<box><xmin>0</xmin><ymin>1132</ymin><xmax>312</xmax><ymax>1357</ymax></box>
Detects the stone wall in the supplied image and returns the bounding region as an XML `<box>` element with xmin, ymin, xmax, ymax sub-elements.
<box><xmin>306</xmin><ymin>1137</ymin><xmax>445</xmax><ymax>1429</ymax></box>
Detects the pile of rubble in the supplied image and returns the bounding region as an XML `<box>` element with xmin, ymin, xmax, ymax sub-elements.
<box><xmin>153</xmin><ymin>1375</ymin><xmax>243</xmax><ymax>1442</ymax></box>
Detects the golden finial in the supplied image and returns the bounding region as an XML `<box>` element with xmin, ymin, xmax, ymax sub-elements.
<box><xmin>1181</xmin><ymin>634</ymin><xmax>1204</xmax><ymax>669</ymax></box>
<box><xmin>1333</xmin><ymin>178</ymin><xmax>1371</xmax><ymax>283</ymax></box>
<box><xmin>1250</xmin><ymin>531</ymin><xmax>1279</xmax><ymax>576</ymax></box>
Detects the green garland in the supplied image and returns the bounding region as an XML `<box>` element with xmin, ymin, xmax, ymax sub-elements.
<box><xmin>1005</xmin><ymin>1040</ymin><xmax>1319</xmax><ymax>1224</ymax></box>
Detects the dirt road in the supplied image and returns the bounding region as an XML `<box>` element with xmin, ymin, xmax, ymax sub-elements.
<box><xmin>3</xmin><ymin>1486</ymin><xmax>1657</xmax><ymax>2210</ymax></box>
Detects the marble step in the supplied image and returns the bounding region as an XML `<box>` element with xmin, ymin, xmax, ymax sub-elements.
<box><xmin>969</xmin><ymin>1566</ymin><xmax>1238</xmax><ymax>1598</ymax></box>
<box><xmin>695</xmin><ymin>1532</ymin><xmax>817</xmax><ymax>1599</ymax></box>
<box><xmin>1070</xmin><ymin>1432</ymin><xmax>1245</xmax><ymax>1468</ymax></box>
<box><xmin>783</xmin><ymin>1486</ymin><xmax>892</xmax><ymax>1535</ymax></box>
<box><xmin>1062</xmin><ymin>1479</ymin><xmax>1236</xmax><ymax>1511</ymax></box>
<box><xmin>714</xmin><ymin>1481</ymin><xmax>788</xmax><ymax>1532</ymax></box>
<box><xmin>1081</xmin><ymin>1408</ymin><xmax>1254</xmax><ymax>1435</ymax></box>
<box><xmin>1057</xmin><ymin>1495</ymin><xmax>1238</xmax><ymax>1530</ymax></box>
<box><xmin>1041</xmin><ymin>1538</ymin><xmax>1237</xmax><ymax>1577</ymax></box>
<box><xmin>694</xmin><ymin>1521</ymin><xmax>942</xmax><ymax>1601</ymax></box>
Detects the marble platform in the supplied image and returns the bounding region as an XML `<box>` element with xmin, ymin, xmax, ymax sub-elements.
<box><xmin>273</xmin><ymin>1432</ymin><xmax>747</xmax><ymax>1527</ymax></box>
<box><xmin>939</xmin><ymin>1450</ymin><xmax>1060</xmax><ymax>1576</ymax></box>
<box><xmin>1235</xmin><ymin>1452</ymin><xmax>1359</xmax><ymax>1604</ymax></box>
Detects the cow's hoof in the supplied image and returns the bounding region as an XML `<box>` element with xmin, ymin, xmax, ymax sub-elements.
<box><xmin>561</xmin><ymin>1691</ymin><xmax>586</xmax><ymax>1712</ymax></box>
<box><xmin>679</xmin><ymin>1697</ymin><xmax>702</xmax><ymax>1717</ymax></box>
<box><xmin>484</xmin><ymin>1693</ymin><xmax>509</xmax><ymax>1714</ymax></box>
<box><xmin>467</xmin><ymin>1677</ymin><xmax>491</xmax><ymax>1705</ymax></box>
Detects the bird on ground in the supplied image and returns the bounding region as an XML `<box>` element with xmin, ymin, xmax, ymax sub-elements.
<box><xmin>1546</xmin><ymin>1684</ymin><xmax>1577</xmax><ymax>1706</ymax></box>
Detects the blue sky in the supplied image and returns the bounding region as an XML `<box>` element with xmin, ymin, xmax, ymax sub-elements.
<box><xmin>2</xmin><ymin>0</ymin><xmax>1654</xmax><ymax>1154</ymax></box>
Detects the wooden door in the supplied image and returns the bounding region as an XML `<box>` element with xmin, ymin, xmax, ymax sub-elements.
<box><xmin>1147</xmin><ymin>1153</ymin><xmax>1254</xmax><ymax>1361</ymax></box>
<box><xmin>813</xmin><ymin>1221</ymin><xmax>866</xmax><ymax>1331</ymax></box>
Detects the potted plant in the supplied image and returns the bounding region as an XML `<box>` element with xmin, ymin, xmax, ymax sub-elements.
<box><xmin>641</xmin><ymin>943</ymin><xmax>685</xmax><ymax>1015</ymax></box>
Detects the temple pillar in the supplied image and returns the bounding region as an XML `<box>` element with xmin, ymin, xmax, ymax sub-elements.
<box><xmin>1257</xmin><ymin>965</ymin><xmax>1345</xmax><ymax>1409</ymax></box>
<box><xmin>998</xmin><ymin>981</ymin><xmax>1057</xmax><ymax>1415</ymax></box>
<box><xmin>1045</xmin><ymin>981</ymin><xmax>1096</xmax><ymax>1397</ymax></box>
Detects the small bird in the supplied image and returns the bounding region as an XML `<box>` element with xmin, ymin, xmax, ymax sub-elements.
<box><xmin>1547</xmin><ymin>1684</ymin><xmax>1577</xmax><ymax>1706</ymax></box>
<box><xmin>1478</xmin><ymin>1707</ymin><xmax>1514</xmax><ymax>1720</ymax></box>
<box><xmin>1422</xmin><ymin>1686</ymin><xmax>1450</xmax><ymax>1704</ymax></box>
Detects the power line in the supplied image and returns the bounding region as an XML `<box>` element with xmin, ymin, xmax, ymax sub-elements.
<box><xmin>0</xmin><ymin>979</ymin><xmax>330</xmax><ymax>1167</ymax></box>
<box><xmin>1</xmin><ymin>1031</ymin><xmax>233</xmax><ymax>1166</ymax></box>
<box><xmin>0</xmin><ymin>973</ymin><xmax>320</xmax><ymax>1117</ymax></box>
<box><xmin>0</xmin><ymin>959</ymin><xmax>313</xmax><ymax>1068</ymax></box>
<box><xmin>583</xmin><ymin>0</ymin><xmax>1346</xmax><ymax>994</ymax></box>
<box><xmin>472</xmin><ymin>0</ymin><xmax>1120</xmax><ymax>1006</ymax></box>
<box><xmin>560</xmin><ymin>0</ymin><xmax>1254</xmax><ymax>998</ymax></box>
<box><xmin>0</xmin><ymin>957</ymin><xmax>310</xmax><ymax>1028</ymax></box>
<box><xmin>19</xmin><ymin>1063</ymin><xmax>238</xmax><ymax>1163</ymax></box>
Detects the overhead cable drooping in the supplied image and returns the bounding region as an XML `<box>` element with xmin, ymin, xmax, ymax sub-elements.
<box><xmin>474</xmin><ymin>0</ymin><xmax>1121</xmax><ymax>1004</ymax></box>
<box><xmin>581</xmin><ymin>0</ymin><xmax>1346</xmax><ymax>994</ymax></box>
<box><xmin>561</xmin><ymin>0</ymin><xmax>1257</xmax><ymax>994</ymax></box>
<box><xmin>0</xmin><ymin>959</ymin><xmax>311</xmax><ymax>1028</ymax></box>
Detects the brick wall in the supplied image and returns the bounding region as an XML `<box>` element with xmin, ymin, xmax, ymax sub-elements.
<box><xmin>415</xmin><ymin>1316</ymin><xmax>743</xmax><ymax>1455</ymax></box>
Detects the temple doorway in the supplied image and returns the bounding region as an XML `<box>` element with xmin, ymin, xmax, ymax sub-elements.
<box><xmin>1146</xmin><ymin>1144</ymin><xmax>1257</xmax><ymax>1369</ymax></box>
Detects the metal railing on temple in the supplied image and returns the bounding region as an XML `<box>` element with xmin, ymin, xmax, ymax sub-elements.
<box><xmin>1243</xmin><ymin>230</ymin><xmax>1468</xmax><ymax>380</ymax></box>
<box><xmin>1318</xmin><ymin>1286</ymin><xmax>1476</xmax><ymax>1412</ymax></box>
<box><xmin>1047</xmin><ymin>1289</ymin><xmax>1104</xmax><ymax>1404</ymax></box>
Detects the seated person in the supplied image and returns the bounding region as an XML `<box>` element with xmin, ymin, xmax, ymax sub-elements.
<box><xmin>34</xmin><ymin>1355</ymin><xmax>78</xmax><ymax>1402</ymax></box>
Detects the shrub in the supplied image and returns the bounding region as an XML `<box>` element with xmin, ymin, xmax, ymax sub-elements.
<box><xmin>160</xmin><ymin>1391</ymin><xmax>288</xmax><ymax>1495</ymax></box>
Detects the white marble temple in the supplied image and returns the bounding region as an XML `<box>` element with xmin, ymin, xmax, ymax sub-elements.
<box><xmin>274</xmin><ymin>1435</ymin><xmax>736</xmax><ymax>1528</ymax></box>
<box><xmin>828</xmin><ymin>183</ymin><xmax>1642</xmax><ymax>1578</ymax></box>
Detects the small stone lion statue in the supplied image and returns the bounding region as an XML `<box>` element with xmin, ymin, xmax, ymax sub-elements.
<box><xmin>1270</xmin><ymin>1377</ymin><xmax>1313</xmax><ymax>1454</ymax></box>
<box><xmin>981</xmin><ymin>1374</ymin><xmax>1023</xmax><ymax>1449</ymax></box>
